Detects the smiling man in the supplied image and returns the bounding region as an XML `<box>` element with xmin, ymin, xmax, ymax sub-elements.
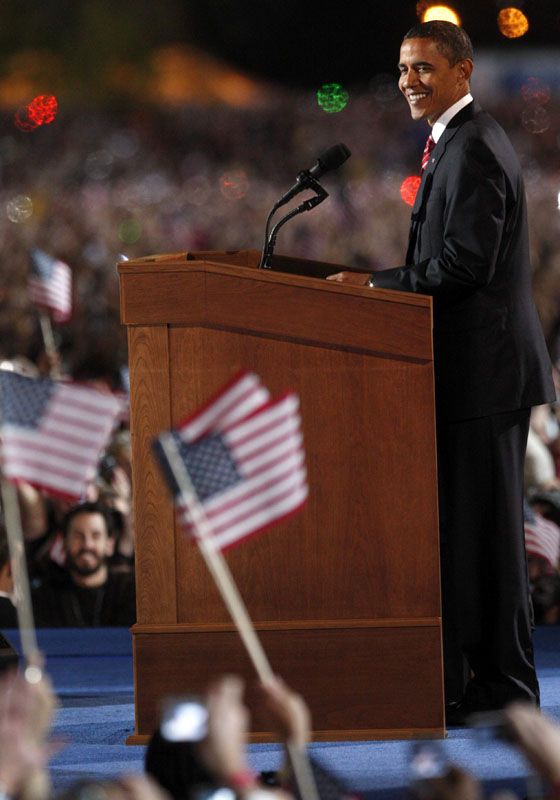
<box><xmin>32</xmin><ymin>501</ymin><xmax>136</xmax><ymax>627</ymax></box>
<box><xmin>328</xmin><ymin>21</ymin><xmax>555</xmax><ymax>724</ymax></box>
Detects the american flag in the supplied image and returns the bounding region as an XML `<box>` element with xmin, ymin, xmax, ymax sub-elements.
<box><xmin>525</xmin><ymin>513</ymin><xmax>560</xmax><ymax>573</ymax></box>
<box><xmin>0</xmin><ymin>370</ymin><xmax>122</xmax><ymax>500</ymax></box>
<box><xmin>28</xmin><ymin>248</ymin><xmax>72</xmax><ymax>323</ymax></box>
<box><xmin>153</xmin><ymin>371</ymin><xmax>308</xmax><ymax>550</ymax></box>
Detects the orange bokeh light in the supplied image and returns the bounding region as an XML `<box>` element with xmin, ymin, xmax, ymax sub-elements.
<box><xmin>400</xmin><ymin>176</ymin><xmax>422</xmax><ymax>206</ymax></box>
<box><xmin>422</xmin><ymin>5</ymin><xmax>461</xmax><ymax>25</ymax></box>
<box><xmin>27</xmin><ymin>94</ymin><xmax>58</xmax><ymax>125</ymax></box>
<box><xmin>497</xmin><ymin>8</ymin><xmax>529</xmax><ymax>38</ymax></box>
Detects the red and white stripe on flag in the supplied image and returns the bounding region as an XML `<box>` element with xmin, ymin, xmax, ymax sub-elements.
<box><xmin>0</xmin><ymin>371</ymin><xmax>122</xmax><ymax>501</ymax></box>
<box><xmin>161</xmin><ymin>371</ymin><xmax>308</xmax><ymax>550</ymax></box>
<box><xmin>178</xmin><ymin>371</ymin><xmax>271</xmax><ymax>442</ymax></box>
<box><xmin>525</xmin><ymin>513</ymin><xmax>560</xmax><ymax>573</ymax></box>
<box><xmin>28</xmin><ymin>250</ymin><xmax>72</xmax><ymax>323</ymax></box>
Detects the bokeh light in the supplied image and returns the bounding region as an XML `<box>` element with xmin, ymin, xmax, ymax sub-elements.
<box><xmin>422</xmin><ymin>5</ymin><xmax>461</xmax><ymax>25</ymax></box>
<box><xmin>186</xmin><ymin>175</ymin><xmax>212</xmax><ymax>207</ymax></box>
<box><xmin>521</xmin><ymin>106</ymin><xmax>550</xmax><ymax>134</ymax></box>
<box><xmin>400</xmin><ymin>176</ymin><xmax>421</xmax><ymax>206</ymax></box>
<box><xmin>219</xmin><ymin>169</ymin><xmax>249</xmax><ymax>200</ymax></box>
<box><xmin>118</xmin><ymin>218</ymin><xmax>142</xmax><ymax>244</ymax></box>
<box><xmin>85</xmin><ymin>150</ymin><xmax>114</xmax><ymax>181</ymax></box>
<box><xmin>14</xmin><ymin>106</ymin><xmax>39</xmax><ymax>132</ymax></box>
<box><xmin>6</xmin><ymin>194</ymin><xmax>33</xmax><ymax>223</ymax></box>
<box><xmin>497</xmin><ymin>8</ymin><xmax>529</xmax><ymax>38</ymax></box>
<box><xmin>521</xmin><ymin>77</ymin><xmax>550</xmax><ymax>105</ymax></box>
<box><xmin>317</xmin><ymin>83</ymin><xmax>349</xmax><ymax>113</ymax></box>
<box><xmin>27</xmin><ymin>94</ymin><xmax>58</xmax><ymax>125</ymax></box>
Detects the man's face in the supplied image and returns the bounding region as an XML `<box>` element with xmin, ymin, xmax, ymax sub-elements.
<box><xmin>398</xmin><ymin>37</ymin><xmax>472</xmax><ymax>125</ymax></box>
<box><xmin>64</xmin><ymin>512</ymin><xmax>114</xmax><ymax>577</ymax></box>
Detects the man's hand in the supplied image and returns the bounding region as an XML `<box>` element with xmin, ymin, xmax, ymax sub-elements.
<box><xmin>326</xmin><ymin>271</ymin><xmax>371</xmax><ymax>285</ymax></box>
<box><xmin>0</xmin><ymin>670</ymin><xmax>58</xmax><ymax>796</ymax></box>
<box><xmin>502</xmin><ymin>703</ymin><xmax>560</xmax><ymax>784</ymax></box>
<box><xmin>259</xmin><ymin>676</ymin><xmax>311</xmax><ymax>750</ymax></box>
<box><xmin>197</xmin><ymin>675</ymin><xmax>251</xmax><ymax>782</ymax></box>
<box><xmin>412</xmin><ymin>766</ymin><xmax>481</xmax><ymax>800</ymax></box>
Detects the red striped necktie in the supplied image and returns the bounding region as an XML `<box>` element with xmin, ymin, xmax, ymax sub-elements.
<box><xmin>421</xmin><ymin>134</ymin><xmax>435</xmax><ymax>171</ymax></box>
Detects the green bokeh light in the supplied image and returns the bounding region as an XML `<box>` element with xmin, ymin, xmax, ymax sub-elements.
<box><xmin>317</xmin><ymin>83</ymin><xmax>349</xmax><ymax>113</ymax></box>
<box><xmin>118</xmin><ymin>218</ymin><xmax>142</xmax><ymax>244</ymax></box>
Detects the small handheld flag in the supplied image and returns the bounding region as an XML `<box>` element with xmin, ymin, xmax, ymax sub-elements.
<box><xmin>153</xmin><ymin>372</ymin><xmax>318</xmax><ymax>800</ymax></box>
<box><xmin>28</xmin><ymin>248</ymin><xmax>72</xmax><ymax>323</ymax></box>
<box><xmin>153</xmin><ymin>371</ymin><xmax>308</xmax><ymax>550</ymax></box>
<box><xmin>0</xmin><ymin>370</ymin><xmax>122</xmax><ymax>500</ymax></box>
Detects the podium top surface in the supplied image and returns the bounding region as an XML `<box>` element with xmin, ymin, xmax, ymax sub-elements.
<box><xmin>118</xmin><ymin>249</ymin><xmax>429</xmax><ymax>307</ymax></box>
<box><xmin>118</xmin><ymin>250</ymin><xmax>433</xmax><ymax>362</ymax></box>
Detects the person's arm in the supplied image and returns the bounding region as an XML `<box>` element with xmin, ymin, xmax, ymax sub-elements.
<box><xmin>367</xmin><ymin>140</ymin><xmax>508</xmax><ymax>298</ymax></box>
<box><xmin>411</xmin><ymin>766</ymin><xmax>481</xmax><ymax>800</ymax></box>
<box><xmin>259</xmin><ymin>676</ymin><xmax>310</xmax><ymax>751</ymax></box>
<box><xmin>16</xmin><ymin>483</ymin><xmax>49</xmax><ymax>542</ymax></box>
<box><xmin>329</xmin><ymin>139</ymin><xmax>508</xmax><ymax>299</ymax></box>
<box><xmin>0</xmin><ymin>671</ymin><xmax>57</xmax><ymax>798</ymax></box>
<box><xmin>502</xmin><ymin>703</ymin><xmax>560</xmax><ymax>786</ymax></box>
<box><xmin>196</xmin><ymin>675</ymin><xmax>258</xmax><ymax>793</ymax></box>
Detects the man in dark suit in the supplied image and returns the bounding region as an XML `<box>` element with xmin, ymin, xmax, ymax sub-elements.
<box><xmin>328</xmin><ymin>20</ymin><xmax>555</xmax><ymax>722</ymax></box>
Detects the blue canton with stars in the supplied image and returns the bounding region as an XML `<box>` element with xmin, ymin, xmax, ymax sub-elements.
<box><xmin>0</xmin><ymin>371</ymin><xmax>55</xmax><ymax>427</ymax></box>
<box><xmin>154</xmin><ymin>431</ymin><xmax>242</xmax><ymax>502</ymax></box>
<box><xmin>30</xmin><ymin>248</ymin><xmax>57</xmax><ymax>279</ymax></box>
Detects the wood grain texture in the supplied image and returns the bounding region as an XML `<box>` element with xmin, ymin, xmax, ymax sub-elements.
<box><xmin>122</xmin><ymin>252</ymin><xmax>443</xmax><ymax>740</ymax></box>
<box><xmin>128</xmin><ymin>326</ymin><xmax>177</xmax><ymax>624</ymax></box>
<box><xmin>119</xmin><ymin>255</ymin><xmax>432</xmax><ymax>362</ymax></box>
<box><xmin>132</xmin><ymin>625</ymin><xmax>444</xmax><ymax>738</ymax></box>
<box><xmin>168</xmin><ymin>327</ymin><xmax>440</xmax><ymax>624</ymax></box>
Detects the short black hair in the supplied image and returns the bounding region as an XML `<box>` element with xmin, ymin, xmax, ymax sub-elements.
<box><xmin>403</xmin><ymin>21</ymin><xmax>474</xmax><ymax>65</ymax></box>
<box><xmin>62</xmin><ymin>501</ymin><xmax>114</xmax><ymax>539</ymax></box>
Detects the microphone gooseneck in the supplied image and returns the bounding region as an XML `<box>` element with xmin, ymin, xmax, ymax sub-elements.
<box><xmin>259</xmin><ymin>143</ymin><xmax>351</xmax><ymax>269</ymax></box>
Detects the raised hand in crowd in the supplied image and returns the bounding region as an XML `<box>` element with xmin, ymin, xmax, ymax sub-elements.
<box><xmin>259</xmin><ymin>676</ymin><xmax>311</xmax><ymax>750</ymax></box>
<box><xmin>196</xmin><ymin>674</ymin><xmax>257</xmax><ymax>791</ymax></box>
<box><xmin>0</xmin><ymin>669</ymin><xmax>59</xmax><ymax>800</ymax></box>
<box><xmin>502</xmin><ymin>703</ymin><xmax>560</xmax><ymax>786</ymax></box>
<box><xmin>410</xmin><ymin>765</ymin><xmax>481</xmax><ymax>800</ymax></box>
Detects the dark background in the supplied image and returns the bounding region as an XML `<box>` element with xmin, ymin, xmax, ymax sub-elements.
<box><xmin>2</xmin><ymin>0</ymin><xmax>559</xmax><ymax>90</ymax></box>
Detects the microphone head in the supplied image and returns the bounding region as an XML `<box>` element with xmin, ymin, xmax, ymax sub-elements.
<box><xmin>315</xmin><ymin>143</ymin><xmax>351</xmax><ymax>175</ymax></box>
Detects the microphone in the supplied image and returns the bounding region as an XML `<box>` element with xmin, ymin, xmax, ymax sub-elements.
<box><xmin>276</xmin><ymin>143</ymin><xmax>351</xmax><ymax>207</ymax></box>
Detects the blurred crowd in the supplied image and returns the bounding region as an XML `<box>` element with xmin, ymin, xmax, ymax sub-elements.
<box><xmin>1</xmin><ymin>85</ymin><xmax>560</xmax><ymax>366</ymax></box>
<box><xmin>5</xmin><ymin>664</ymin><xmax>560</xmax><ymax>800</ymax></box>
<box><xmin>0</xmin><ymin>87</ymin><xmax>560</xmax><ymax>629</ymax></box>
<box><xmin>1</xmin><ymin>82</ymin><xmax>560</xmax><ymax>800</ymax></box>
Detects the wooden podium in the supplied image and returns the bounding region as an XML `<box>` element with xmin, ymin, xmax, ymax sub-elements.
<box><xmin>118</xmin><ymin>249</ymin><xmax>444</xmax><ymax>743</ymax></box>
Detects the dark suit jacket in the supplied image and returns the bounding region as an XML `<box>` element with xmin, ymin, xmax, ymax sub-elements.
<box><xmin>373</xmin><ymin>101</ymin><xmax>555</xmax><ymax>421</ymax></box>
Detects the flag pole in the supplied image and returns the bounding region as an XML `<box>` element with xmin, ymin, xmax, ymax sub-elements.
<box><xmin>38</xmin><ymin>311</ymin><xmax>61</xmax><ymax>379</ymax></box>
<box><xmin>158</xmin><ymin>434</ymin><xmax>319</xmax><ymax>800</ymax></box>
<box><xmin>0</xmin><ymin>478</ymin><xmax>43</xmax><ymax>683</ymax></box>
<box><xmin>158</xmin><ymin>433</ymin><xmax>274</xmax><ymax>680</ymax></box>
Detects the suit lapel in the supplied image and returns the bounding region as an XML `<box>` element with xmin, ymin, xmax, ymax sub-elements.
<box><xmin>406</xmin><ymin>101</ymin><xmax>479</xmax><ymax>264</ymax></box>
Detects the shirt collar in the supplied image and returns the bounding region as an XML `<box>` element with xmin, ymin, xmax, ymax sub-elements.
<box><xmin>431</xmin><ymin>93</ymin><xmax>473</xmax><ymax>143</ymax></box>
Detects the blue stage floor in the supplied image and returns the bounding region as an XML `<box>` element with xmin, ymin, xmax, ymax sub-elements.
<box><xmin>4</xmin><ymin>626</ymin><xmax>560</xmax><ymax>798</ymax></box>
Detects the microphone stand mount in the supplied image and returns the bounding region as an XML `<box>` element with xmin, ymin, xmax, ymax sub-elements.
<box><xmin>259</xmin><ymin>178</ymin><xmax>328</xmax><ymax>269</ymax></box>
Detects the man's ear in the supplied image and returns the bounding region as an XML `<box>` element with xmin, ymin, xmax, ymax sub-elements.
<box><xmin>458</xmin><ymin>59</ymin><xmax>474</xmax><ymax>83</ymax></box>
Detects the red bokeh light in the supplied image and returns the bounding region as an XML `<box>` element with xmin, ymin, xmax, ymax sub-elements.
<box><xmin>521</xmin><ymin>77</ymin><xmax>551</xmax><ymax>105</ymax></box>
<box><xmin>14</xmin><ymin>106</ymin><xmax>39</xmax><ymax>132</ymax></box>
<box><xmin>27</xmin><ymin>94</ymin><xmax>58</xmax><ymax>125</ymax></box>
<box><xmin>400</xmin><ymin>175</ymin><xmax>422</xmax><ymax>206</ymax></box>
